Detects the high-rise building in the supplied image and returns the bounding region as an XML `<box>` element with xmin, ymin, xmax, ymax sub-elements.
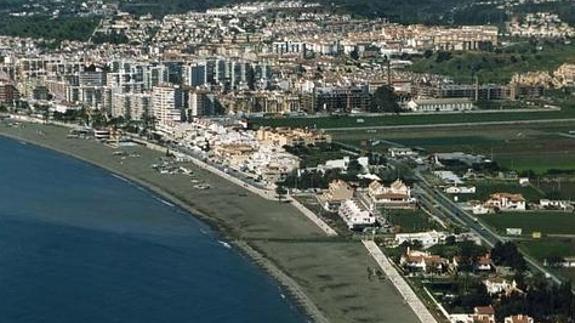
<box><xmin>187</xmin><ymin>90</ymin><xmax>216</xmax><ymax>117</ymax></box>
<box><xmin>152</xmin><ymin>85</ymin><xmax>184</xmax><ymax>125</ymax></box>
<box><xmin>183</xmin><ymin>62</ymin><xmax>207</xmax><ymax>87</ymax></box>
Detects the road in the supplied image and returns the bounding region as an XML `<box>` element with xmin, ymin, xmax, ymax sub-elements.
<box><xmin>414</xmin><ymin>172</ymin><xmax>563</xmax><ymax>285</ymax></box>
<box><xmin>324</xmin><ymin>117</ymin><xmax>575</xmax><ymax>132</ymax></box>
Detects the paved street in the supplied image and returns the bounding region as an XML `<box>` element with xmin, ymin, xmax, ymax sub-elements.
<box><xmin>414</xmin><ymin>172</ymin><xmax>563</xmax><ymax>285</ymax></box>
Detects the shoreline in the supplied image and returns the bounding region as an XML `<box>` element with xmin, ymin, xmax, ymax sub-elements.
<box><xmin>0</xmin><ymin>122</ymin><xmax>421</xmax><ymax>323</ymax></box>
<box><xmin>0</xmin><ymin>129</ymin><xmax>327</xmax><ymax>322</ymax></box>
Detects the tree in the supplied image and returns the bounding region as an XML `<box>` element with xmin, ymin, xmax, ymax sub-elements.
<box><xmin>370</xmin><ymin>85</ymin><xmax>401</xmax><ymax>113</ymax></box>
<box><xmin>491</xmin><ymin>242</ymin><xmax>527</xmax><ymax>272</ymax></box>
<box><xmin>275</xmin><ymin>185</ymin><xmax>288</xmax><ymax>202</ymax></box>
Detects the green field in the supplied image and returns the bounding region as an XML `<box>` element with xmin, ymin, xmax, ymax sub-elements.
<box><xmin>331</xmin><ymin>123</ymin><xmax>575</xmax><ymax>174</ymax></box>
<box><xmin>480</xmin><ymin>212</ymin><xmax>575</xmax><ymax>235</ymax></box>
<box><xmin>250</xmin><ymin>108</ymin><xmax>575</xmax><ymax>130</ymax></box>
<box><xmin>538</xmin><ymin>180</ymin><xmax>575</xmax><ymax>200</ymax></box>
<box><xmin>385</xmin><ymin>209</ymin><xmax>439</xmax><ymax>233</ymax></box>
<box><xmin>518</xmin><ymin>239</ymin><xmax>575</xmax><ymax>261</ymax></box>
<box><xmin>408</xmin><ymin>41</ymin><xmax>575</xmax><ymax>84</ymax></box>
<box><xmin>458</xmin><ymin>181</ymin><xmax>545</xmax><ymax>203</ymax></box>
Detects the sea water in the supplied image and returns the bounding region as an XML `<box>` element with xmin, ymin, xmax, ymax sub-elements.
<box><xmin>0</xmin><ymin>137</ymin><xmax>305</xmax><ymax>323</ymax></box>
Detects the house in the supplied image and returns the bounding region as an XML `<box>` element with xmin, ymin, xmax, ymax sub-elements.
<box><xmin>445</xmin><ymin>186</ymin><xmax>476</xmax><ymax>194</ymax></box>
<box><xmin>504</xmin><ymin>315</ymin><xmax>534</xmax><ymax>323</ymax></box>
<box><xmin>483</xmin><ymin>277</ymin><xmax>520</xmax><ymax>296</ymax></box>
<box><xmin>462</xmin><ymin>201</ymin><xmax>490</xmax><ymax>215</ymax></box>
<box><xmin>400</xmin><ymin>248</ymin><xmax>449</xmax><ymax>273</ymax></box>
<box><xmin>317</xmin><ymin>156</ymin><xmax>369</xmax><ymax>173</ymax></box>
<box><xmin>473</xmin><ymin>306</ymin><xmax>495</xmax><ymax>323</ymax></box>
<box><xmin>338</xmin><ymin>199</ymin><xmax>377</xmax><ymax>230</ymax></box>
<box><xmin>449</xmin><ymin>306</ymin><xmax>496</xmax><ymax>323</ymax></box>
<box><xmin>476</xmin><ymin>253</ymin><xmax>495</xmax><ymax>272</ymax></box>
<box><xmin>539</xmin><ymin>199</ymin><xmax>572</xmax><ymax>211</ymax></box>
<box><xmin>389</xmin><ymin>147</ymin><xmax>418</xmax><ymax>158</ymax></box>
<box><xmin>518</xmin><ymin>177</ymin><xmax>530</xmax><ymax>186</ymax></box>
<box><xmin>485</xmin><ymin>193</ymin><xmax>526</xmax><ymax>211</ymax></box>
<box><xmin>434</xmin><ymin>170</ymin><xmax>464</xmax><ymax>185</ymax></box>
<box><xmin>395</xmin><ymin>230</ymin><xmax>447</xmax><ymax>249</ymax></box>
<box><xmin>318</xmin><ymin>180</ymin><xmax>354</xmax><ymax>212</ymax></box>
<box><xmin>367</xmin><ymin>179</ymin><xmax>416</xmax><ymax>208</ymax></box>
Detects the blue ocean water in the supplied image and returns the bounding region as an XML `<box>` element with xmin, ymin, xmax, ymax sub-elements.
<box><xmin>0</xmin><ymin>137</ymin><xmax>306</xmax><ymax>323</ymax></box>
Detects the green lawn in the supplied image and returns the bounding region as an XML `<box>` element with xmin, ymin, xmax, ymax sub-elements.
<box><xmin>480</xmin><ymin>212</ymin><xmax>575</xmax><ymax>235</ymax></box>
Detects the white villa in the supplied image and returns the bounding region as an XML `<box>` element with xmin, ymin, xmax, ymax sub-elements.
<box><xmin>395</xmin><ymin>230</ymin><xmax>447</xmax><ymax>249</ymax></box>
<box><xmin>483</xmin><ymin>278</ymin><xmax>520</xmax><ymax>296</ymax></box>
<box><xmin>484</xmin><ymin>193</ymin><xmax>526</xmax><ymax>211</ymax></box>
<box><xmin>444</xmin><ymin>186</ymin><xmax>476</xmax><ymax>194</ymax></box>
<box><xmin>400</xmin><ymin>248</ymin><xmax>448</xmax><ymax>273</ymax></box>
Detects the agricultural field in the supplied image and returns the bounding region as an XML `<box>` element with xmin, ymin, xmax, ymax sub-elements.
<box><xmin>518</xmin><ymin>239</ymin><xmax>575</xmax><ymax>261</ymax></box>
<box><xmin>332</xmin><ymin>123</ymin><xmax>575</xmax><ymax>174</ymax></box>
<box><xmin>384</xmin><ymin>209</ymin><xmax>439</xmax><ymax>233</ymax></box>
<box><xmin>250</xmin><ymin>107</ymin><xmax>575</xmax><ymax>130</ymax></box>
<box><xmin>537</xmin><ymin>180</ymin><xmax>575</xmax><ymax>200</ymax></box>
<box><xmin>479</xmin><ymin>212</ymin><xmax>575</xmax><ymax>235</ymax></box>
<box><xmin>456</xmin><ymin>180</ymin><xmax>545</xmax><ymax>203</ymax></box>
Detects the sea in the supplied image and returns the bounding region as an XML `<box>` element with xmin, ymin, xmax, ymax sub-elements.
<box><xmin>0</xmin><ymin>136</ymin><xmax>306</xmax><ymax>323</ymax></box>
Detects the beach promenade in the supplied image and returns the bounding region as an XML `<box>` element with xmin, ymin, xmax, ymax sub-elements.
<box><xmin>363</xmin><ymin>240</ymin><xmax>438</xmax><ymax>323</ymax></box>
<box><xmin>131</xmin><ymin>136</ymin><xmax>339</xmax><ymax>236</ymax></box>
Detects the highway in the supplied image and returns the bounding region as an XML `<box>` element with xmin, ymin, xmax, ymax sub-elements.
<box><xmin>414</xmin><ymin>172</ymin><xmax>564</xmax><ymax>285</ymax></box>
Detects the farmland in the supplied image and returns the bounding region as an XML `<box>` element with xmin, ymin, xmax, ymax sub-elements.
<box><xmin>518</xmin><ymin>239</ymin><xmax>575</xmax><ymax>260</ymax></box>
<box><xmin>479</xmin><ymin>212</ymin><xmax>575</xmax><ymax>235</ymax></box>
<box><xmin>250</xmin><ymin>106</ymin><xmax>575</xmax><ymax>130</ymax></box>
<box><xmin>456</xmin><ymin>180</ymin><xmax>545</xmax><ymax>203</ymax></box>
<box><xmin>331</xmin><ymin>122</ymin><xmax>575</xmax><ymax>174</ymax></box>
<box><xmin>384</xmin><ymin>209</ymin><xmax>440</xmax><ymax>233</ymax></box>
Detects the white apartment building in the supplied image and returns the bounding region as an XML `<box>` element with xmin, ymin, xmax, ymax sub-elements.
<box><xmin>152</xmin><ymin>85</ymin><xmax>184</xmax><ymax>125</ymax></box>
<box><xmin>338</xmin><ymin>199</ymin><xmax>377</xmax><ymax>230</ymax></box>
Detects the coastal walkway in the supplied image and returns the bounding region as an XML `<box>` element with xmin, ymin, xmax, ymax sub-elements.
<box><xmin>134</xmin><ymin>138</ymin><xmax>338</xmax><ymax>237</ymax></box>
<box><xmin>289</xmin><ymin>197</ymin><xmax>338</xmax><ymax>236</ymax></box>
<box><xmin>362</xmin><ymin>240</ymin><xmax>438</xmax><ymax>323</ymax></box>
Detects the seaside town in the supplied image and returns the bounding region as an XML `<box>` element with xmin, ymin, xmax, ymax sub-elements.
<box><xmin>1</xmin><ymin>0</ymin><xmax>575</xmax><ymax>322</ymax></box>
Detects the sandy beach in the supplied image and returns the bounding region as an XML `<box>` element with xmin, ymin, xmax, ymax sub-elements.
<box><xmin>0</xmin><ymin>122</ymin><xmax>419</xmax><ymax>323</ymax></box>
